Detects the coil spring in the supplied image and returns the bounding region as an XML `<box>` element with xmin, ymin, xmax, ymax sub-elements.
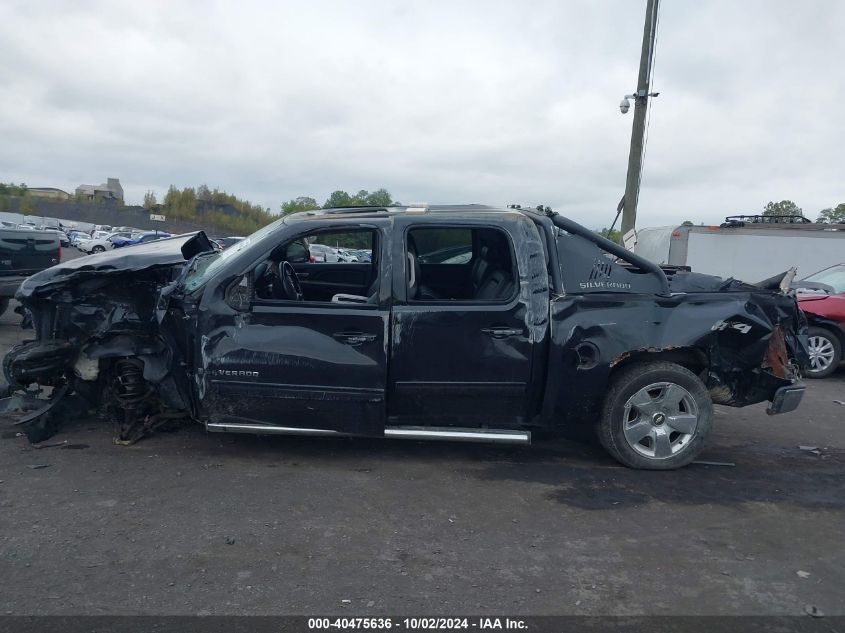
<box><xmin>112</xmin><ymin>358</ymin><xmax>153</xmax><ymax>405</ymax></box>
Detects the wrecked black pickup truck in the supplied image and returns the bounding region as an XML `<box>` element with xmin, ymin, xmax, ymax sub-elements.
<box><xmin>2</xmin><ymin>205</ymin><xmax>808</xmax><ymax>469</ymax></box>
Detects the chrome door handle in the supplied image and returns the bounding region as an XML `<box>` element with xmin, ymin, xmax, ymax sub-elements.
<box><xmin>481</xmin><ymin>327</ymin><xmax>523</xmax><ymax>339</ymax></box>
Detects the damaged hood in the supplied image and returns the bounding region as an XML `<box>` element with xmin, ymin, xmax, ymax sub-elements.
<box><xmin>17</xmin><ymin>232</ymin><xmax>215</xmax><ymax>300</ymax></box>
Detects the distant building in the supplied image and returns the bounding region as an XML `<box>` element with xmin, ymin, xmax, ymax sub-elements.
<box><xmin>27</xmin><ymin>187</ymin><xmax>71</xmax><ymax>200</ymax></box>
<box><xmin>75</xmin><ymin>177</ymin><xmax>124</xmax><ymax>201</ymax></box>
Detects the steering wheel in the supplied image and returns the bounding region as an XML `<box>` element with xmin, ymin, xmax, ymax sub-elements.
<box><xmin>279</xmin><ymin>261</ymin><xmax>304</xmax><ymax>301</ymax></box>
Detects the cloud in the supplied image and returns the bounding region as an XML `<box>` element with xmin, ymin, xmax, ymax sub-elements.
<box><xmin>0</xmin><ymin>0</ymin><xmax>842</xmax><ymax>228</ymax></box>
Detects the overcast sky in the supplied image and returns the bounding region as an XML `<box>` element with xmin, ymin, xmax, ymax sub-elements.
<box><xmin>0</xmin><ymin>0</ymin><xmax>842</xmax><ymax>228</ymax></box>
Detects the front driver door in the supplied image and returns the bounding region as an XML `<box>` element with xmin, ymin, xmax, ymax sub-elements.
<box><xmin>197</xmin><ymin>226</ymin><xmax>389</xmax><ymax>436</ymax></box>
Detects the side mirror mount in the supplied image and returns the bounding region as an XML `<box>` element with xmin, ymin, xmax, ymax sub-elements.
<box><xmin>225</xmin><ymin>275</ymin><xmax>252</xmax><ymax>311</ymax></box>
<box><xmin>284</xmin><ymin>240</ymin><xmax>311</xmax><ymax>264</ymax></box>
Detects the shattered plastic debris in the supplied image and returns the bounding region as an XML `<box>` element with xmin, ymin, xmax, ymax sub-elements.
<box><xmin>798</xmin><ymin>445</ymin><xmax>822</xmax><ymax>456</ymax></box>
<box><xmin>804</xmin><ymin>605</ymin><xmax>824</xmax><ymax>618</ymax></box>
<box><xmin>796</xmin><ymin>570</ymin><xmax>811</xmax><ymax>578</ymax></box>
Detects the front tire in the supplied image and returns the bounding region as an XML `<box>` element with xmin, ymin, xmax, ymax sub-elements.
<box><xmin>598</xmin><ymin>362</ymin><xmax>713</xmax><ymax>470</ymax></box>
<box><xmin>805</xmin><ymin>326</ymin><xmax>841</xmax><ymax>379</ymax></box>
<box><xmin>92</xmin><ymin>245</ymin><xmax>105</xmax><ymax>253</ymax></box>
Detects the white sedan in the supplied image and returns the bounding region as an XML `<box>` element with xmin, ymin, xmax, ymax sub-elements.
<box><xmin>79</xmin><ymin>231</ymin><xmax>136</xmax><ymax>254</ymax></box>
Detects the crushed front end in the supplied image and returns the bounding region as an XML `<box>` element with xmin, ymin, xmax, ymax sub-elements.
<box><xmin>1</xmin><ymin>234</ymin><xmax>213</xmax><ymax>443</ymax></box>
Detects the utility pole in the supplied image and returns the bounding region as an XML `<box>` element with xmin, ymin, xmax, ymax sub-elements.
<box><xmin>620</xmin><ymin>0</ymin><xmax>659</xmax><ymax>239</ymax></box>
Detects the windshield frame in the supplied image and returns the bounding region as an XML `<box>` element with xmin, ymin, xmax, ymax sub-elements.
<box><xmin>181</xmin><ymin>216</ymin><xmax>288</xmax><ymax>293</ymax></box>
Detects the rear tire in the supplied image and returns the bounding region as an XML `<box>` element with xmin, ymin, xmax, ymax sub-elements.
<box><xmin>805</xmin><ymin>326</ymin><xmax>841</xmax><ymax>379</ymax></box>
<box><xmin>598</xmin><ymin>362</ymin><xmax>713</xmax><ymax>470</ymax></box>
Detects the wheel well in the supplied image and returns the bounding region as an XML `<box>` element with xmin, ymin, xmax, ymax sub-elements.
<box><xmin>610</xmin><ymin>347</ymin><xmax>708</xmax><ymax>381</ymax></box>
<box><xmin>807</xmin><ymin>319</ymin><xmax>845</xmax><ymax>348</ymax></box>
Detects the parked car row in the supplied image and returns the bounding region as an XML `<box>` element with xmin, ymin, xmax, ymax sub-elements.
<box><xmin>76</xmin><ymin>230</ymin><xmax>173</xmax><ymax>253</ymax></box>
<box><xmin>1</xmin><ymin>221</ymin><xmax>70</xmax><ymax>247</ymax></box>
<box><xmin>307</xmin><ymin>243</ymin><xmax>372</xmax><ymax>263</ymax></box>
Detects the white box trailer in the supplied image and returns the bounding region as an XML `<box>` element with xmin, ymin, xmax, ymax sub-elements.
<box><xmin>629</xmin><ymin>221</ymin><xmax>845</xmax><ymax>281</ymax></box>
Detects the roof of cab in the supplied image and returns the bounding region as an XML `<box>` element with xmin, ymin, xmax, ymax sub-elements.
<box><xmin>283</xmin><ymin>204</ymin><xmax>531</xmax><ymax>223</ymax></box>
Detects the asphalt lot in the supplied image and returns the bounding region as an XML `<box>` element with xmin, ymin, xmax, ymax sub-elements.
<box><xmin>0</xmin><ymin>252</ymin><xmax>843</xmax><ymax>616</ymax></box>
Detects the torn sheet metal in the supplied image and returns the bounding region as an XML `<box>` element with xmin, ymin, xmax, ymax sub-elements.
<box><xmin>4</xmin><ymin>233</ymin><xmax>213</xmax><ymax>443</ymax></box>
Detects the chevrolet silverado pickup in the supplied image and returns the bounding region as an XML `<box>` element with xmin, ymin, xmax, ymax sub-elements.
<box><xmin>2</xmin><ymin>205</ymin><xmax>808</xmax><ymax>469</ymax></box>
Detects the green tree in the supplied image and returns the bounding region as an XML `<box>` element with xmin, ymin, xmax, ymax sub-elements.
<box><xmin>0</xmin><ymin>182</ymin><xmax>27</xmax><ymax>197</ymax></box>
<box><xmin>280</xmin><ymin>196</ymin><xmax>320</xmax><ymax>215</ymax></box>
<box><xmin>816</xmin><ymin>203</ymin><xmax>845</xmax><ymax>224</ymax></box>
<box><xmin>363</xmin><ymin>188</ymin><xmax>394</xmax><ymax>206</ymax></box>
<box><xmin>323</xmin><ymin>188</ymin><xmax>396</xmax><ymax>208</ymax></box>
<box><xmin>19</xmin><ymin>191</ymin><xmax>36</xmax><ymax>215</ymax></box>
<box><xmin>179</xmin><ymin>187</ymin><xmax>197</xmax><ymax>216</ymax></box>
<box><xmin>159</xmin><ymin>183</ymin><xmax>276</xmax><ymax>234</ymax></box>
<box><xmin>162</xmin><ymin>186</ymin><xmax>199</xmax><ymax>219</ymax></box>
<box><xmin>323</xmin><ymin>190</ymin><xmax>356</xmax><ymax>208</ymax></box>
<box><xmin>163</xmin><ymin>185</ymin><xmax>179</xmax><ymax>207</ymax></box>
<box><xmin>0</xmin><ymin>196</ymin><xmax>8</xmax><ymax>212</ymax></box>
<box><xmin>597</xmin><ymin>227</ymin><xmax>621</xmax><ymax>242</ymax></box>
<box><xmin>143</xmin><ymin>190</ymin><xmax>157</xmax><ymax>210</ymax></box>
<box><xmin>762</xmin><ymin>200</ymin><xmax>804</xmax><ymax>218</ymax></box>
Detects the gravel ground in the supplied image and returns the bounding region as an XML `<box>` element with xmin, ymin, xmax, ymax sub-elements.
<box><xmin>0</xmin><ymin>264</ymin><xmax>843</xmax><ymax>616</ymax></box>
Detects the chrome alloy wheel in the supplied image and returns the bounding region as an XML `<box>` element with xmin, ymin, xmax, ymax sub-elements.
<box><xmin>807</xmin><ymin>335</ymin><xmax>836</xmax><ymax>374</ymax></box>
<box><xmin>622</xmin><ymin>382</ymin><xmax>700</xmax><ymax>459</ymax></box>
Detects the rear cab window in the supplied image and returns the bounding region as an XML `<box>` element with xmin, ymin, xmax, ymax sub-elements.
<box><xmin>405</xmin><ymin>226</ymin><xmax>517</xmax><ymax>303</ymax></box>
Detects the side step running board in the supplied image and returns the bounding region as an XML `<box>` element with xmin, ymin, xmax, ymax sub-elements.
<box><xmin>206</xmin><ymin>422</ymin><xmax>339</xmax><ymax>436</ymax></box>
<box><xmin>384</xmin><ymin>426</ymin><xmax>530</xmax><ymax>445</ymax></box>
<box><xmin>206</xmin><ymin>422</ymin><xmax>530</xmax><ymax>445</ymax></box>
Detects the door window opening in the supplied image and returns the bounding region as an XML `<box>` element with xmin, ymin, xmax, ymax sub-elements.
<box><xmin>407</xmin><ymin>227</ymin><xmax>516</xmax><ymax>303</ymax></box>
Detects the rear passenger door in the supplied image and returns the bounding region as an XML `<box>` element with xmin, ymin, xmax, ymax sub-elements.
<box><xmin>388</xmin><ymin>219</ymin><xmax>534</xmax><ymax>428</ymax></box>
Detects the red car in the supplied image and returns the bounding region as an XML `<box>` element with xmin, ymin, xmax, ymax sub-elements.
<box><xmin>796</xmin><ymin>263</ymin><xmax>845</xmax><ymax>378</ymax></box>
